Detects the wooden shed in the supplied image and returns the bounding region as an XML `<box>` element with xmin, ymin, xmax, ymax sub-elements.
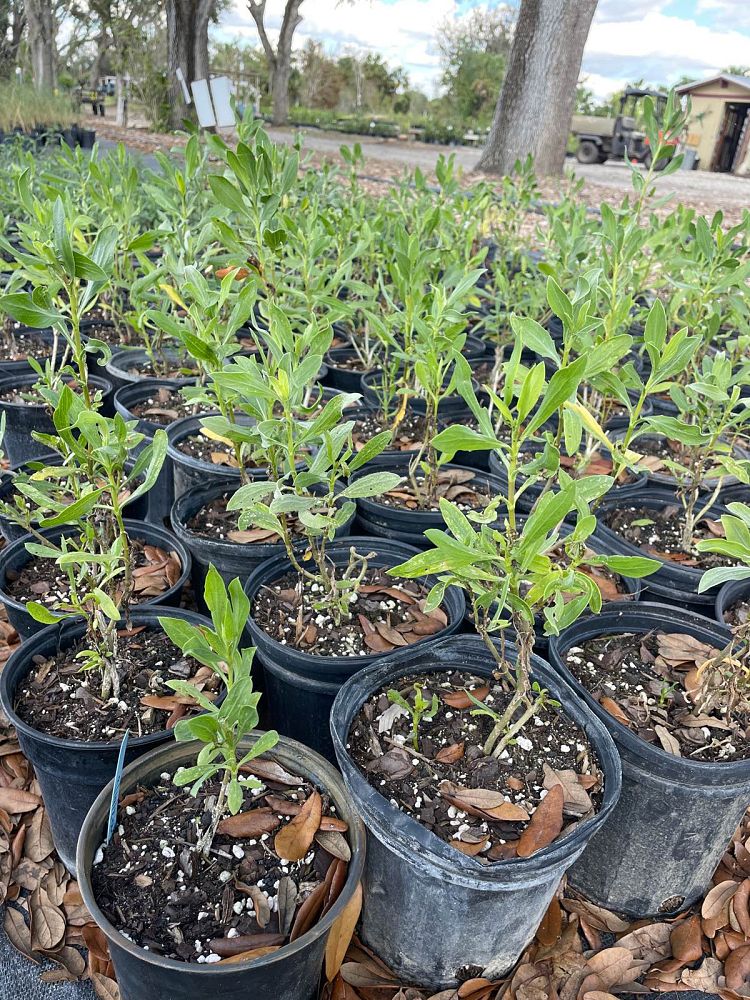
<box><xmin>677</xmin><ymin>73</ymin><xmax>750</xmax><ymax>174</ymax></box>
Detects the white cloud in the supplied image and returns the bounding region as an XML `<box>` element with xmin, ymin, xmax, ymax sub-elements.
<box><xmin>215</xmin><ymin>1</ymin><xmax>750</xmax><ymax>100</ymax></box>
<box><xmin>217</xmin><ymin>0</ymin><xmax>457</xmax><ymax>93</ymax></box>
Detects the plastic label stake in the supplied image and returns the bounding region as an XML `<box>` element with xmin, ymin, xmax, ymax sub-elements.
<box><xmin>106</xmin><ymin>728</ymin><xmax>130</xmax><ymax>846</ymax></box>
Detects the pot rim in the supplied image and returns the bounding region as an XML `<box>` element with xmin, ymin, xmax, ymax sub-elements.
<box><xmin>0</xmin><ymin>606</ymin><xmax>212</xmax><ymax>752</ymax></box>
<box><xmin>75</xmin><ymin>733</ymin><xmax>366</xmax><ymax>976</ymax></box>
<box><xmin>547</xmin><ymin>599</ymin><xmax>750</xmax><ymax>779</ymax></box>
<box><xmin>330</xmin><ymin>634</ymin><xmax>622</xmax><ymax>885</ymax></box>
<box><xmin>0</xmin><ymin>517</ymin><xmax>191</xmax><ymax>616</ymax></box>
<box><xmin>243</xmin><ymin>535</ymin><xmax>466</xmax><ymax>673</ymax></box>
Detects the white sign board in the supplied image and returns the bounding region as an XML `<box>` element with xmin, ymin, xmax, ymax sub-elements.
<box><xmin>191</xmin><ymin>79</ymin><xmax>216</xmax><ymax>128</ymax></box>
<box><xmin>210</xmin><ymin>76</ymin><xmax>235</xmax><ymax>128</ymax></box>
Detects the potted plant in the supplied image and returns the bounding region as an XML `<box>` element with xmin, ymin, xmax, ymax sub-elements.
<box><xmin>225</xmin><ymin>375</ymin><xmax>465</xmax><ymax>758</ymax></box>
<box><xmin>327</xmin><ymin>474</ymin><xmax>649</xmax><ymax>986</ymax></box>
<box><xmin>77</xmin><ymin>568</ymin><xmax>365</xmax><ymax>1000</ymax></box>
<box><xmin>596</xmin><ymin>339</ymin><xmax>750</xmax><ymax>613</ymax></box>
<box><xmin>547</xmin><ymin>503</ymin><xmax>750</xmax><ymax>917</ymax></box>
<box><xmin>0</xmin><ymin>190</ymin><xmax>116</xmax><ymax>464</ymax></box>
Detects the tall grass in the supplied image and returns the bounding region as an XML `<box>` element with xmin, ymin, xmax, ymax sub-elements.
<box><xmin>0</xmin><ymin>83</ymin><xmax>77</xmax><ymax>133</ymax></box>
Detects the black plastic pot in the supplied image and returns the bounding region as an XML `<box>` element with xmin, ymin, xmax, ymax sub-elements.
<box><xmin>0</xmin><ymin>325</ymin><xmax>56</xmax><ymax>377</ymax></box>
<box><xmin>0</xmin><ymin>453</ymin><xmax>149</xmax><ymax>543</ymax></box>
<box><xmin>114</xmin><ymin>379</ymin><xmax>188</xmax><ymax>524</ymax></box>
<box><xmin>244</xmin><ymin>537</ymin><xmax>465</xmax><ymax>760</ymax></box>
<box><xmin>0</xmin><ymin>518</ymin><xmax>191</xmax><ymax>639</ymax></box>
<box><xmin>614</xmin><ymin>431</ymin><xmax>749</xmax><ymax>492</ymax></box>
<box><xmin>714</xmin><ymin>578</ymin><xmax>750</xmax><ymax>627</ymax></box>
<box><xmin>0</xmin><ymin>373</ymin><xmax>114</xmax><ymax>466</ymax></box>
<box><xmin>105</xmin><ymin>348</ymin><xmax>197</xmax><ymax>393</ymax></box>
<box><xmin>488</xmin><ymin>446</ymin><xmax>647</xmax><ymax>515</ymax></box>
<box><xmin>593</xmin><ymin>487</ymin><xmax>724</xmax><ymax>614</ymax></box>
<box><xmin>322</xmin><ymin>348</ymin><xmax>374</xmax><ymax>393</ymax></box>
<box><xmin>352</xmin><ymin>457</ymin><xmax>503</xmax><ymax>549</ymax></box>
<box><xmin>167</xmin><ymin>414</ymin><xmax>271</xmax><ymax>501</ymax></box>
<box><xmin>76</xmin><ymin>735</ymin><xmax>365</xmax><ymax>1000</ymax></box>
<box><xmin>170</xmin><ymin>481</ymin><xmax>356</xmax><ymax>609</ymax></box>
<box><xmin>0</xmin><ymin>606</ymin><xmax>211</xmax><ymax>873</ymax></box>
<box><xmin>330</xmin><ymin>634</ymin><xmax>621</xmax><ymax>987</ymax></box>
<box><xmin>548</xmin><ymin>601</ymin><xmax>748</xmax><ymax>917</ymax></box>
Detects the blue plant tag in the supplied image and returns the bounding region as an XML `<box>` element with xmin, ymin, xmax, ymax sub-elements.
<box><xmin>106</xmin><ymin>729</ymin><xmax>130</xmax><ymax>846</ymax></box>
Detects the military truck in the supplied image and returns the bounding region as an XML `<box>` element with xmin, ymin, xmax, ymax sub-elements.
<box><xmin>571</xmin><ymin>87</ymin><xmax>669</xmax><ymax>167</ymax></box>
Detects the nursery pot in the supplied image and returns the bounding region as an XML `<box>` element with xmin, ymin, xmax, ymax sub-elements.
<box><xmin>322</xmin><ymin>348</ymin><xmax>374</xmax><ymax>393</ymax></box>
<box><xmin>0</xmin><ymin>606</ymin><xmax>212</xmax><ymax>873</ymax></box>
<box><xmin>352</xmin><ymin>456</ymin><xmax>504</xmax><ymax>549</ymax></box>
<box><xmin>243</xmin><ymin>537</ymin><xmax>465</xmax><ymax>760</ymax></box>
<box><xmin>0</xmin><ymin>325</ymin><xmax>56</xmax><ymax>378</ymax></box>
<box><xmin>170</xmin><ymin>481</ymin><xmax>356</xmax><ymax>608</ymax></box>
<box><xmin>76</xmin><ymin>734</ymin><xmax>365</xmax><ymax>1000</ymax></box>
<box><xmin>593</xmin><ymin>487</ymin><xmax>724</xmax><ymax>614</ymax></box>
<box><xmin>0</xmin><ymin>372</ymin><xmax>114</xmax><ymax>466</ymax></box>
<box><xmin>105</xmin><ymin>348</ymin><xmax>197</xmax><ymax>393</ymax></box>
<box><xmin>714</xmin><ymin>577</ymin><xmax>750</xmax><ymax>628</ymax></box>
<box><xmin>612</xmin><ymin>431</ymin><xmax>749</xmax><ymax>492</ymax></box>
<box><xmin>547</xmin><ymin>600</ymin><xmax>748</xmax><ymax>917</ymax></box>
<box><xmin>167</xmin><ymin>414</ymin><xmax>270</xmax><ymax>502</ymax></box>
<box><xmin>114</xmin><ymin>379</ymin><xmax>186</xmax><ymax>523</ymax></box>
<box><xmin>359</xmin><ymin>371</ymin><xmax>473</xmax><ymax>422</ymax></box>
<box><xmin>329</xmin><ymin>634</ymin><xmax>621</xmax><ymax>988</ymax></box>
<box><xmin>0</xmin><ymin>517</ymin><xmax>191</xmax><ymax>639</ymax></box>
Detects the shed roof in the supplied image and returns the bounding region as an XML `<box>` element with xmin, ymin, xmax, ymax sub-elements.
<box><xmin>677</xmin><ymin>73</ymin><xmax>750</xmax><ymax>95</ymax></box>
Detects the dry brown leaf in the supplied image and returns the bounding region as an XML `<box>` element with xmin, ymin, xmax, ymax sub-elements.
<box><xmin>90</xmin><ymin>973</ymin><xmax>121</xmax><ymax>999</ymax></box>
<box><xmin>536</xmin><ymin>897</ymin><xmax>562</xmax><ymax>947</ymax></box>
<box><xmin>275</xmin><ymin>790</ymin><xmax>322</xmax><ymax>861</ymax></box>
<box><xmin>725</xmin><ymin>944</ymin><xmax>750</xmax><ymax>991</ymax></box>
<box><xmin>326</xmin><ymin>881</ymin><xmax>363</xmax><ymax>981</ymax></box>
<box><xmin>435</xmin><ymin>742</ymin><xmax>466</xmax><ymax>764</ymax></box>
<box><xmin>671</xmin><ymin>914</ymin><xmax>704</xmax><ymax>963</ymax></box>
<box><xmin>517</xmin><ymin>785</ymin><xmax>564</xmax><ymax>857</ymax></box>
<box><xmin>599</xmin><ymin>697</ymin><xmax>631</xmax><ymax>727</ymax></box>
<box><xmin>681</xmin><ymin>956</ymin><xmax>723</xmax><ymax>992</ymax></box>
<box><xmin>703</xmin><ymin>880</ymin><xmax>739</xmax><ymax>926</ymax></box>
<box><xmin>217</xmin><ymin>808</ymin><xmax>281</xmax><ymax>838</ymax></box>
<box><xmin>585</xmin><ymin>946</ymin><xmax>637</xmax><ymax>989</ymax></box>
<box><xmin>30</xmin><ymin>886</ymin><xmax>65</xmax><ymax>951</ymax></box>
<box><xmin>542</xmin><ymin>765</ymin><xmax>593</xmax><ymax>818</ymax></box>
<box><xmin>0</xmin><ymin>787</ymin><xmax>41</xmax><ymax>813</ymax></box>
<box><xmin>440</xmin><ymin>686</ymin><xmax>489</xmax><ymax>709</ymax></box>
<box><xmin>316</xmin><ymin>829</ymin><xmax>352</xmax><ymax>861</ymax></box>
<box><xmin>654</xmin><ymin>725</ymin><xmax>681</xmax><ymax>756</ymax></box>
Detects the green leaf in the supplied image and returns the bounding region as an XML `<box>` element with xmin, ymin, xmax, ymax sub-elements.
<box><xmin>594</xmin><ymin>555</ymin><xmax>661</xmax><ymax>578</ymax></box>
<box><xmin>0</xmin><ymin>293</ymin><xmax>61</xmax><ymax>329</ymax></box>
<box><xmin>209</xmin><ymin>174</ymin><xmax>247</xmax><ymax>215</ymax></box>
<box><xmin>73</xmin><ymin>252</ymin><xmax>109</xmax><ymax>283</ymax></box>
<box><xmin>25</xmin><ymin>602</ymin><xmax>65</xmax><ymax>624</ymax></box>
<box><xmin>92</xmin><ymin>587</ymin><xmax>120</xmax><ymax>620</ymax></box>
<box><xmin>341</xmin><ymin>472</ymin><xmax>402</xmax><ymax>499</ymax></box>
<box><xmin>510</xmin><ymin>316</ymin><xmax>559</xmax><ymax>365</ymax></box>
<box><xmin>173</xmin><ymin>714</ymin><xmax>220</xmax><ymax>743</ymax></box>
<box><xmin>52</xmin><ymin>198</ymin><xmax>75</xmax><ymax>277</ymax></box>
<box><xmin>698</xmin><ymin>565</ymin><xmax>750</xmax><ymax>593</ymax></box>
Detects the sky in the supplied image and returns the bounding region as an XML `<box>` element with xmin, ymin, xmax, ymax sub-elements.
<box><xmin>214</xmin><ymin>0</ymin><xmax>750</xmax><ymax>100</ymax></box>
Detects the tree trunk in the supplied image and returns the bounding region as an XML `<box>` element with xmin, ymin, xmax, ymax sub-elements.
<box><xmin>166</xmin><ymin>0</ymin><xmax>193</xmax><ymax>129</ymax></box>
<box><xmin>193</xmin><ymin>0</ymin><xmax>212</xmax><ymax>81</ymax></box>
<box><xmin>115</xmin><ymin>75</ymin><xmax>128</xmax><ymax>127</ymax></box>
<box><xmin>247</xmin><ymin>0</ymin><xmax>303</xmax><ymax>126</ymax></box>
<box><xmin>476</xmin><ymin>0</ymin><xmax>598</xmax><ymax>176</ymax></box>
<box><xmin>25</xmin><ymin>0</ymin><xmax>56</xmax><ymax>90</ymax></box>
<box><xmin>272</xmin><ymin>58</ymin><xmax>291</xmax><ymax>125</ymax></box>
